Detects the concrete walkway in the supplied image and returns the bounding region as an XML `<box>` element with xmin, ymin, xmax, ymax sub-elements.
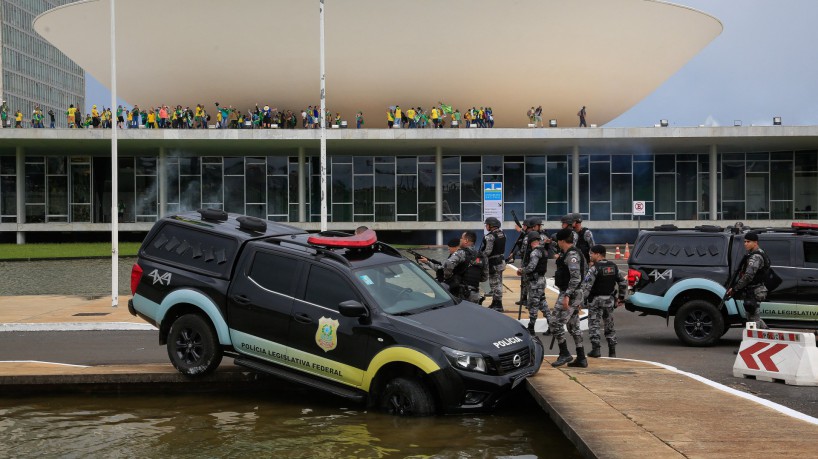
<box><xmin>3</xmin><ymin>285</ymin><xmax>818</xmax><ymax>458</ymax></box>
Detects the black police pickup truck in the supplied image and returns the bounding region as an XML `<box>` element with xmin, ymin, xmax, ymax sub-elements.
<box><xmin>626</xmin><ymin>223</ymin><xmax>818</xmax><ymax>346</ymax></box>
<box><xmin>129</xmin><ymin>210</ymin><xmax>543</xmax><ymax>415</ymax></box>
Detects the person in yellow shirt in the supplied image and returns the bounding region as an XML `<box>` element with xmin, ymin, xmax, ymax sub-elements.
<box><xmin>147</xmin><ymin>109</ymin><xmax>157</xmax><ymax>129</ymax></box>
<box><xmin>431</xmin><ymin>107</ymin><xmax>440</xmax><ymax>128</ymax></box>
<box><xmin>91</xmin><ymin>105</ymin><xmax>100</xmax><ymax>128</ymax></box>
<box><xmin>406</xmin><ymin>107</ymin><xmax>416</xmax><ymax>128</ymax></box>
<box><xmin>66</xmin><ymin>104</ymin><xmax>77</xmax><ymax>128</ymax></box>
<box><xmin>15</xmin><ymin>110</ymin><xmax>23</xmax><ymax>128</ymax></box>
<box><xmin>394</xmin><ymin>106</ymin><xmax>402</xmax><ymax>128</ymax></box>
<box><xmin>386</xmin><ymin>109</ymin><xmax>394</xmax><ymax>128</ymax></box>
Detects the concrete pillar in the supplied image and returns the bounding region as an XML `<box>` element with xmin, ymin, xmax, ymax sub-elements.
<box><xmin>435</xmin><ymin>146</ymin><xmax>443</xmax><ymax>245</ymax></box>
<box><xmin>572</xmin><ymin>145</ymin><xmax>580</xmax><ymax>214</ymax></box>
<box><xmin>15</xmin><ymin>146</ymin><xmax>24</xmax><ymax>244</ymax></box>
<box><xmin>709</xmin><ymin>145</ymin><xmax>718</xmax><ymax>221</ymax></box>
<box><xmin>298</xmin><ymin>147</ymin><xmax>306</xmax><ymax>222</ymax></box>
<box><xmin>158</xmin><ymin>147</ymin><xmax>167</xmax><ymax>218</ymax></box>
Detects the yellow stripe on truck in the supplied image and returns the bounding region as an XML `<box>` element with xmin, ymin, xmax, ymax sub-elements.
<box><xmin>361</xmin><ymin>347</ymin><xmax>440</xmax><ymax>391</ymax></box>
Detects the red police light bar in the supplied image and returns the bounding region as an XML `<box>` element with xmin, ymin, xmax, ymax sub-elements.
<box><xmin>308</xmin><ymin>229</ymin><xmax>378</xmax><ymax>248</ymax></box>
<box><xmin>792</xmin><ymin>222</ymin><xmax>818</xmax><ymax>230</ymax></box>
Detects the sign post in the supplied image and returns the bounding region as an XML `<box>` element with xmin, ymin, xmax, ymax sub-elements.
<box><xmin>633</xmin><ymin>200</ymin><xmax>646</xmax><ymax>232</ymax></box>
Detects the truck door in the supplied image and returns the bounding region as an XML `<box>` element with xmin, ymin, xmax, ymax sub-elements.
<box><xmin>796</xmin><ymin>238</ymin><xmax>818</xmax><ymax>321</ymax></box>
<box><xmin>227</xmin><ymin>248</ymin><xmax>304</xmax><ymax>356</ymax></box>
<box><xmin>287</xmin><ymin>264</ymin><xmax>373</xmax><ymax>387</ymax></box>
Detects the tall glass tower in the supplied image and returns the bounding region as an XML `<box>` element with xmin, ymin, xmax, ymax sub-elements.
<box><xmin>1</xmin><ymin>0</ymin><xmax>84</xmax><ymax>128</ymax></box>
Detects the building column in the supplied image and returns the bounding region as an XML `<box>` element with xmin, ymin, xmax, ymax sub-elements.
<box><xmin>158</xmin><ymin>147</ymin><xmax>167</xmax><ymax>218</ymax></box>
<box><xmin>298</xmin><ymin>147</ymin><xmax>306</xmax><ymax>222</ymax></box>
<box><xmin>709</xmin><ymin>145</ymin><xmax>718</xmax><ymax>220</ymax></box>
<box><xmin>435</xmin><ymin>146</ymin><xmax>443</xmax><ymax>245</ymax></box>
<box><xmin>15</xmin><ymin>146</ymin><xmax>24</xmax><ymax>244</ymax></box>
<box><xmin>572</xmin><ymin>145</ymin><xmax>580</xmax><ymax>214</ymax></box>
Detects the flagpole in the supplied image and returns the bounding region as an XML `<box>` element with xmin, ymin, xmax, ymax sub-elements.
<box><xmin>110</xmin><ymin>0</ymin><xmax>119</xmax><ymax>307</ymax></box>
<box><xmin>319</xmin><ymin>0</ymin><xmax>327</xmax><ymax>232</ymax></box>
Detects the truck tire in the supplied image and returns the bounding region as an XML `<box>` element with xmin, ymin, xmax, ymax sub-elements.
<box><xmin>674</xmin><ymin>300</ymin><xmax>724</xmax><ymax>347</ymax></box>
<box><xmin>379</xmin><ymin>377</ymin><xmax>436</xmax><ymax>416</ymax></box>
<box><xmin>167</xmin><ymin>313</ymin><xmax>223</xmax><ymax>377</ymax></box>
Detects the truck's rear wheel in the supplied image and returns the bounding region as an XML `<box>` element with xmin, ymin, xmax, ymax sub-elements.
<box><xmin>674</xmin><ymin>300</ymin><xmax>724</xmax><ymax>347</ymax></box>
<box><xmin>167</xmin><ymin>313</ymin><xmax>223</xmax><ymax>376</ymax></box>
<box><xmin>379</xmin><ymin>377</ymin><xmax>436</xmax><ymax>416</ymax></box>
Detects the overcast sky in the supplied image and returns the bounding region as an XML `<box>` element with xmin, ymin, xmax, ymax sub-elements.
<box><xmin>86</xmin><ymin>1</ymin><xmax>818</xmax><ymax>128</ymax></box>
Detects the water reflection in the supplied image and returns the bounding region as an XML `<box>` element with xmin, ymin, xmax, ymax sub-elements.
<box><xmin>0</xmin><ymin>390</ymin><xmax>579</xmax><ymax>458</ymax></box>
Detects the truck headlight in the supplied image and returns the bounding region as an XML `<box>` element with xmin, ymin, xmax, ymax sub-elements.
<box><xmin>442</xmin><ymin>346</ymin><xmax>486</xmax><ymax>373</ymax></box>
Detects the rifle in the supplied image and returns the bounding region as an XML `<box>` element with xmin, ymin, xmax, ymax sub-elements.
<box><xmin>507</xmin><ymin>211</ymin><xmax>527</xmax><ymax>264</ymax></box>
<box><xmin>718</xmin><ymin>264</ymin><xmax>742</xmax><ymax>311</ymax></box>
<box><xmin>406</xmin><ymin>249</ymin><xmax>442</xmax><ymax>267</ymax></box>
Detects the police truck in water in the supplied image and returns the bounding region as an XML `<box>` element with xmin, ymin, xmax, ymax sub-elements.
<box><xmin>129</xmin><ymin>210</ymin><xmax>543</xmax><ymax>415</ymax></box>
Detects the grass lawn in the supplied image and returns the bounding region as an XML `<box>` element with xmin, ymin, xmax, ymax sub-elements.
<box><xmin>0</xmin><ymin>242</ymin><xmax>142</xmax><ymax>260</ymax></box>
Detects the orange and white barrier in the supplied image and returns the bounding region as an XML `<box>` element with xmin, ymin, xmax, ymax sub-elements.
<box><xmin>733</xmin><ymin>322</ymin><xmax>818</xmax><ymax>386</ymax></box>
<box><xmin>624</xmin><ymin>243</ymin><xmax>630</xmax><ymax>259</ymax></box>
<box><xmin>614</xmin><ymin>246</ymin><xmax>621</xmax><ymax>259</ymax></box>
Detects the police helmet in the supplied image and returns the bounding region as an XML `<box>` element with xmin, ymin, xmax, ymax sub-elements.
<box><xmin>571</xmin><ymin>213</ymin><xmax>583</xmax><ymax>223</ymax></box>
<box><xmin>528</xmin><ymin>217</ymin><xmax>543</xmax><ymax>227</ymax></box>
<box><xmin>527</xmin><ymin>231</ymin><xmax>541</xmax><ymax>244</ymax></box>
<box><xmin>560</xmin><ymin>214</ymin><xmax>573</xmax><ymax>225</ymax></box>
<box><xmin>484</xmin><ymin>217</ymin><xmax>501</xmax><ymax>228</ymax></box>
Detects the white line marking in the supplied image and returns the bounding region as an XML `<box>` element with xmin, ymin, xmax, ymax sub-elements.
<box><xmin>0</xmin><ymin>322</ymin><xmax>158</xmax><ymax>332</ymax></box>
<box><xmin>615</xmin><ymin>357</ymin><xmax>818</xmax><ymax>426</ymax></box>
<box><xmin>0</xmin><ymin>360</ymin><xmax>89</xmax><ymax>368</ymax></box>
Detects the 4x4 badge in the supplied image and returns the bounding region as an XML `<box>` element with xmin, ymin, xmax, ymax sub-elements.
<box><xmin>316</xmin><ymin>317</ymin><xmax>339</xmax><ymax>352</ymax></box>
<box><xmin>148</xmin><ymin>269</ymin><xmax>172</xmax><ymax>286</ymax></box>
<box><xmin>649</xmin><ymin>269</ymin><xmax>672</xmax><ymax>281</ymax></box>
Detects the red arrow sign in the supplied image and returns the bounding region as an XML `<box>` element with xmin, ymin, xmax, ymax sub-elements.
<box><xmin>739</xmin><ymin>342</ymin><xmax>789</xmax><ymax>371</ymax></box>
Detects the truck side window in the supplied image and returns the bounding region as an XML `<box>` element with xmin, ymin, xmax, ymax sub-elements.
<box><xmin>304</xmin><ymin>265</ymin><xmax>357</xmax><ymax>311</ymax></box>
<box><xmin>804</xmin><ymin>241</ymin><xmax>818</xmax><ymax>268</ymax></box>
<box><xmin>248</xmin><ymin>251</ymin><xmax>299</xmax><ymax>296</ymax></box>
<box><xmin>762</xmin><ymin>240</ymin><xmax>792</xmax><ymax>266</ymax></box>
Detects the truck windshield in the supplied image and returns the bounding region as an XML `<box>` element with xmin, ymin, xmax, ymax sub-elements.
<box><xmin>354</xmin><ymin>260</ymin><xmax>453</xmax><ymax>314</ymax></box>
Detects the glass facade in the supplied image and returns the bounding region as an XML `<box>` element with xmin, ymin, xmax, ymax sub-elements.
<box><xmin>1</xmin><ymin>149</ymin><xmax>816</xmax><ymax>225</ymax></box>
<box><xmin>1</xmin><ymin>0</ymin><xmax>85</xmax><ymax>129</ymax></box>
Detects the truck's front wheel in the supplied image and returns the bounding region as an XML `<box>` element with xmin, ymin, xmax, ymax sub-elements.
<box><xmin>167</xmin><ymin>313</ymin><xmax>223</xmax><ymax>376</ymax></box>
<box><xmin>379</xmin><ymin>377</ymin><xmax>436</xmax><ymax>416</ymax></box>
<box><xmin>674</xmin><ymin>300</ymin><xmax>724</xmax><ymax>347</ymax></box>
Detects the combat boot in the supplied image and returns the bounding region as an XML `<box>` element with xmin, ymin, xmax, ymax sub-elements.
<box><xmin>490</xmin><ymin>299</ymin><xmax>504</xmax><ymax>312</ymax></box>
<box><xmin>527</xmin><ymin>320</ymin><xmax>536</xmax><ymax>335</ymax></box>
<box><xmin>608</xmin><ymin>340</ymin><xmax>616</xmax><ymax>358</ymax></box>
<box><xmin>587</xmin><ymin>343</ymin><xmax>601</xmax><ymax>358</ymax></box>
<box><xmin>551</xmin><ymin>341</ymin><xmax>573</xmax><ymax>367</ymax></box>
<box><xmin>568</xmin><ymin>347</ymin><xmax>588</xmax><ymax>368</ymax></box>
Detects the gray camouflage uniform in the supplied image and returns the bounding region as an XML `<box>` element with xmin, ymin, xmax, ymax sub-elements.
<box><xmin>443</xmin><ymin>246</ymin><xmax>488</xmax><ymax>303</ymax></box>
<box><xmin>482</xmin><ymin>230</ymin><xmax>506</xmax><ymax>303</ymax></box>
<box><xmin>522</xmin><ymin>245</ymin><xmax>548</xmax><ymax>324</ymax></box>
<box><xmin>549</xmin><ymin>246</ymin><xmax>585</xmax><ymax>346</ymax></box>
<box><xmin>732</xmin><ymin>248</ymin><xmax>769</xmax><ymax>328</ymax></box>
<box><xmin>580</xmin><ymin>261</ymin><xmax>627</xmax><ymax>346</ymax></box>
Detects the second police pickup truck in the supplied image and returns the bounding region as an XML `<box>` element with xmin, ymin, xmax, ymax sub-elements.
<box><xmin>129</xmin><ymin>210</ymin><xmax>543</xmax><ymax>415</ymax></box>
<box><xmin>626</xmin><ymin>222</ymin><xmax>818</xmax><ymax>346</ymax></box>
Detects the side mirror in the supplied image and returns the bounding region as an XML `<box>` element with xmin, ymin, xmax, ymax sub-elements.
<box><xmin>339</xmin><ymin>300</ymin><xmax>368</xmax><ymax>318</ymax></box>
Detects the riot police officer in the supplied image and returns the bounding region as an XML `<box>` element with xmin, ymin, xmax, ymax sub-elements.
<box><xmin>481</xmin><ymin>217</ymin><xmax>507</xmax><ymax>311</ymax></box>
<box><xmin>549</xmin><ymin>228</ymin><xmax>588</xmax><ymax>367</ymax></box>
<box><xmin>725</xmin><ymin>231</ymin><xmax>770</xmax><ymax>329</ymax></box>
<box><xmin>443</xmin><ymin>231</ymin><xmax>489</xmax><ymax>303</ymax></box>
<box><xmin>572</xmin><ymin>213</ymin><xmax>595</xmax><ymax>263</ymax></box>
<box><xmin>517</xmin><ymin>230</ymin><xmax>548</xmax><ymax>334</ymax></box>
<box><xmin>551</xmin><ymin>214</ymin><xmax>578</xmax><ymax>258</ymax></box>
<box><xmin>417</xmin><ymin>238</ymin><xmax>460</xmax><ymax>284</ymax></box>
<box><xmin>580</xmin><ymin>245</ymin><xmax>627</xmax><ymax>358</ymax></box>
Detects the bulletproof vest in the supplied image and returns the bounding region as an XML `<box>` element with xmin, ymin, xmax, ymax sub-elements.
<box><xmin>483</xmin><ymin>229</ymin><xmax>506</xmax><ymax>265</ymax></box>
<box><xmin>532</xmin><ymin>246</ymin><xmax>547</xmax><ymax>275</ymax></box>
<box><xmin>740</xmin><ymin>248</ymin><xmax>771</xmax><ymax>288</ymax></box>
<box><xmin>454</xmin><ymin>248</ymin><xmax>484</xmax><ymax>288</ymax></box>
<box><xmin>555</xmin><ymin>246</ymin><xmax>584</xmax><ymax>290</ymax></box>
<box><xmin>576</xmin><ymin>228</ymin><xmax>591</xmax><ymax>261</ymax></box>
<box><xmin>589</xmin><ymin>259</ymin><xmax>619</xmax><ymax>297</ymax></box>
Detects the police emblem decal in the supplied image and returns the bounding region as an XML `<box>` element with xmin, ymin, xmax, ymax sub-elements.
<box><xmin>316</xmin><ymin>317</ymin><xmax>340</xmax><ymax>352</ymax></box>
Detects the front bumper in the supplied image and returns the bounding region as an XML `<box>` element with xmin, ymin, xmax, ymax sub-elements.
<box><xmin>432</xmin><ymin>338</ymin><xmax>544</xmax><ymax>413</ymax></box>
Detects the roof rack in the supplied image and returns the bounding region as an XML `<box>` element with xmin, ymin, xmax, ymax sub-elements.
<box><xmin>198</xmin><ymin>208</ymin><xmax>228</xmax><ymax>222</ymax></box>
